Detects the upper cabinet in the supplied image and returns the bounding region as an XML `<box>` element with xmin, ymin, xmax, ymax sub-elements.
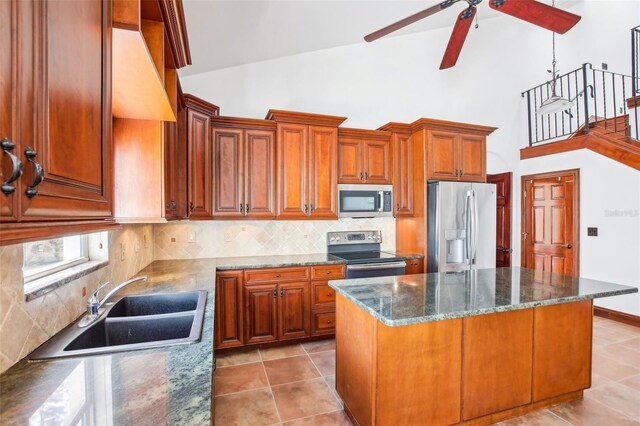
<box><xmin>412</xmin><ymin>119</ymin><xmax>496</xmax><ymax>183</ymax></box>
<box><xmin>0</xmin><ymin>0</ymin><xmax>117</xmax><ymax>245</ymax></box>
<box><xmin>113</xmin><ymin>0</ymin><xmax>193</xmax><ymax>223</ymax></box>
<box><xmin>337</xmin><ymin>129</ymin><xmax>392</xmax><ymax>185</ymax></box>
<box><xmin>379</xmin><ymin>123</ymin><xmax>414</xmax><ymax>217</ymax></box>
<box><xmin>184</xmin><ymin>95</ymin><xmax>219</xmax><ymax>219</ymax></box>
<box><xmin>266</xmin><ymin>110</ymin><xmax>346</xmax><ymax>220</ymax></box>
<box><xmin>210</xmin><ymin>117</ymin><xmax>276</xmax><ymax>219</ymax></box>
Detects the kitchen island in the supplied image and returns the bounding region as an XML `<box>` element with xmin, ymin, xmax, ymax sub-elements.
<box><xmin>329</xmin><ymin>267</ymin><xmax>637</xmax><ymax>426</ymax></box>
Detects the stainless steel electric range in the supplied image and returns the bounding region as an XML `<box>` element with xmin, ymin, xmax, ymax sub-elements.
<box><xmin>327</xmin><ymin>231</ymin><xmax>406</xmax><ymax>279</ymax></box>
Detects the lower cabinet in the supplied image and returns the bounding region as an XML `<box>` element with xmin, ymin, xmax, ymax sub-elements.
<box><xmin>216</xmin><ymin>264</ymin><xmax>344</xmax><ymax>349</ymax></box>
<box><xmin>405</xmin><ymin>259</ymin><xmax>424</xmax><ymax>275</ymax></box>
<box><xmin>278</xmin><ymin>282</ymin><xmax>311</xmax><ymax>340</ymax></box>
<box><xmin>244</xmin><ymin>284</ymin><xmax>279</xmax><ymax>345</ymax></box>
<box><xmin>214</xmin><ymin>271</ymin><xmax>245</xmax><ymax>348</ymax></box>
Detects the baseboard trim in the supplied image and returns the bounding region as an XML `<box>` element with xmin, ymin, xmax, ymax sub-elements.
<box><xmin>594</xmin><ymin>306</ymin><xmax>640</xmax><ymax>328</ymax></box>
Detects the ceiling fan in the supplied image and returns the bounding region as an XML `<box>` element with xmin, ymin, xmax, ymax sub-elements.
<box><xmin>364</xmin><ymin>0</ymin><xmax>581</xmax><ymax>70</ymax></box>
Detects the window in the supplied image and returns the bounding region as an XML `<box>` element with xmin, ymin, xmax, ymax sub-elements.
<box><xmin>23</xmin><ymin>235</ymin><xmax>89</xmax><ymax>283</ymax></box>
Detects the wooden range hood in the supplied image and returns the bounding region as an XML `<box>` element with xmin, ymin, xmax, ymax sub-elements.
<box><xmin>112</xmin><ymin>0</ymin><xmax>176</xmax><ymax>121</ymax></box>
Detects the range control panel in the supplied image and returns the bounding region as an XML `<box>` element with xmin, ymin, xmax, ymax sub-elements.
<box><xmin>327</xmin><ymin>231</ymin><xmax>382</xmax><ymax>245</ymax></box>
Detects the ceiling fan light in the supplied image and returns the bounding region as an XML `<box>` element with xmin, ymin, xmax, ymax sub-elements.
<box><xmin>536</xmin><ymin>95</ymin><xmax>574</xmax><ymax>115</ymax></box>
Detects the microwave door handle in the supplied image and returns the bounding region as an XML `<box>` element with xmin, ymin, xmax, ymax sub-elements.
<box><xmin>378</xmin><ymin>192</ymin><xmax>383</xmax><ymax>212</ymax></box>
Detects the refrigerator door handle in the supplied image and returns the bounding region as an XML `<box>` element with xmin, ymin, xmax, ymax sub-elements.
<box><xmin>472</xmin><ymin>190</ymin><xmax>479</xmax><ymax>264</ymax></box>
<box><xmin>465</xmin><ymin>191</ymin><xmax>472</xmax><ymax>265</ymax></box>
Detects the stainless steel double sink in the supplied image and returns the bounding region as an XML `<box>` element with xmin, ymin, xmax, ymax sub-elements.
<box><xmin>30</xmin><ymin>290</ymin><xmax>208</xmax><ymax>360</ymax></box>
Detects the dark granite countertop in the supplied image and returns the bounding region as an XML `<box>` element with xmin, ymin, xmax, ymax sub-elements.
<box><xmin>329</xmin><ymin>267</ymin><xmax>638</xmax><ymax>327</ymax></box>
<box><xmin>216</xmin><ymin>253</ymin><xmax>345</xmax><ymax>270</ymax></box>
<box><xmin>0</xmin><ymin>259</ymin><xmax>218</xmax><ymax>426</ymax></box>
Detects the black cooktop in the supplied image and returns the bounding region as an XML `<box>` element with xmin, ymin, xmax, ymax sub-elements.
<box><xmin>330</xmin><ymin>251</ymin><xmax>403</xmax><ymax>265</ymax></box>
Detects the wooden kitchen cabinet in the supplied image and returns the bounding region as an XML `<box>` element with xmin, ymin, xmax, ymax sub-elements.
<box><xmin>267</xmin><ymin>110</ymin><xmax>346</xmax><ymax>220</ymax></box>
<box><xmin>216</xmin><ymin>264</ymin><xmax>343</xmax><ymax>349</ymax></box>
<box><xmin>215</xmin><ymin>271</ymin><xmax>244</xmax><ymax>349</ymax></box>
<box><xmin>278</xmin><ymin>282</ymin><xmax>311</xmax><ymax>340</ymax></box>
<box><xmin>244</xmin><ymin>284</ymin><xmax>279</xmax><ymax>345</ymax></box>
<box><xmin>337</xmin><ymin>129</ymin><xmax>392</xmax><ymax>184</ymax></box>
<box><xmin>209</xmin><ymin>117</ymin><xmax>276</xmax><ymax>219</ymax></box>
<box><xmin>185</xmin><ymin>95</ymin><xmax>219</xmax><ymax>219</ymax></box>
<box><xmin>426</xmin><ymin>130</ymin><xmax>487</xmax><ymax>182</ymax></box>
<box><xmin>379</xmin><ymin>123</ymin><xmax>414</xmax><ymax>216</ymax></box>
<box><xmin>404</xmin><ymin>258</ymin><xmax>424</xmax><ymax>274</ymax></box>
<box><xmin>1</xmin><ymin>0</ymin><xmax>113</xmax><ymax>242</ymax></box>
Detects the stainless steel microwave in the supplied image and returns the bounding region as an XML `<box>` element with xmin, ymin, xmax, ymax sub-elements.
<box><xmin>338</xmin><ymin>184</ymin><xmax>393</xmax><ymax>218</ymax></box>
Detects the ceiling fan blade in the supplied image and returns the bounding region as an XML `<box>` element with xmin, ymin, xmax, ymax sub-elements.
<box><xmin>364</xmin><ymin>0</ymin><xmax>461</xmax><ymax>43</ymax></box>
<box><xmin>489</xmin><ymin>0</ymin><xmax>581</xmax><ymax>34</ymax></box>
<box><xmin>439</xmin><ymin>6</ymin><xmax>476</xmax><ymax>70</ymax></box>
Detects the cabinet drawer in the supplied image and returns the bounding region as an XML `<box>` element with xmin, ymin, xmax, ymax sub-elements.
<box><xmin>310</xmin><ymin>264</ymin><xmax>345</xmax><ymax>281</ymax></box>
<box><xmin>244</xmin><ymin>267</ymin><xmax>310</xmax><ymax>284</ymax></box>
<box><xmin>312</xmin><ymin>312</ymin><xmax>336</xmax><ymax>335</ymax></box>
<box><xmin>313</xmin><ymin>282</ymin><xmax>336</xmax><ymax>307</ymax></box>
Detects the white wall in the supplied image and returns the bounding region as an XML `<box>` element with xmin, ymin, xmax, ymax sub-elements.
<box><xmin>181</xmin><ymin>0</ymin><xmax>640</xmax><ymax>314</ymax></box>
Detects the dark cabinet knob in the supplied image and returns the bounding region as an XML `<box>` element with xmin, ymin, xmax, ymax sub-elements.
<box><xmin>275</xmin><ymin>274</ymin><xmax>281</xmax><ymax>278</ymax></box>
<box><xmin>327</xmin><ymin>292</ymin><xmax>332</xmax><ymax>297</ymax></box>
<box><xmin>24</xmin><ymin>147</ymin><xmax>43</xmax><ymax>198</ymax></box>
<box><xmin>326</xmin><ymin>271</ymin><xmax>331</xmax><ymax>275</ymax></box>
<box><xmin>326</xmin><ymin>320</ymin><xmax>332</xmax><ymax>325</ymax></box>
<box><xmin>1</xmin><ymin>138</ymin><xmax>22</xmax><ymax>195</ymax></box>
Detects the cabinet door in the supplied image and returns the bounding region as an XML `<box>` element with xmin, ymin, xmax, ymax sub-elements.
<box><xmin>278</xmin><ymin>282</ymin><xmax>311</xmax><ymax>341</ymax></box>
<box><xmin>0</xmin><ymin>0</ymin><xmax>19</xmax><ymax>222</ymax></box>
<box><xmin>277</xmin><ymin>124</ymin><xmax>308</xmax><ymax>218</ymax></box>
<box><xmin>363</xmin><ymin>139</ymin><xmax>391</xmax><ymax>184</ymax></box>
<box><xmin>212</xmin><ymin>128</ymin><xmax>244</xmax><ymax>218</ymax></box>
<box><xmin>337</xmin><ymin>138</ymin><xmax>362</xmax><ymax>183</ymax></box>
<box><xmin>404</xmin><ymin>259</ymin><xmax>424</xmax><ymax>275</ymax></box>
<box><xmin>20</xmin><ymin>0</ymin><xmax>112</xmax><ymax>219</ymax></box>
<box><xmin>215</xmin><ymin>271</ymin><xmax>244</xmax><ymax>349</ymax></box>
<box><xmin>308</xmin><ymin>126</ymin><xmax>337</xmax><ymax>219</ymax></box>
<box><xmin>458</xmin><ymin>134</ymin><xmax>486</xmax><ymax>182</ymax></box>
<box><xmin>393</xmin><ymin>133</ymin><xmax>413</xmax><ymax>216</ymax></box>
<box><xmin>187</xmin><ymin>109</ymin><xmax>212</xmax><ymax>218</ymax></box>
<box><xmin>245</xmin><ymin>130</ymin><xmax>276</xmax><ymax>218</ymax></box>
<box><xmin>244</xmin><ymin>284</ymin><xmax>278</xmax><ymax>345</ymax></box>
<box><xmin>427</xmin><ymin>131</ymin><xmax>458</xmax><ymax>181</ymax></box>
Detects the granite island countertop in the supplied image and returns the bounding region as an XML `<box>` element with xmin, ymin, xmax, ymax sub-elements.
<box><xmin>0</xmin><ymin>259</ymin><xmax>218</xmax><ymax>426</ymax></box>
<box><xmin>329</xmin><ymin>267</ymin><xmax>638</xmax><ymax>327</ymax></box>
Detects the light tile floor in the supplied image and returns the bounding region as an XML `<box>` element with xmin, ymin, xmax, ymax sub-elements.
<box><xmin>214</xmin><ymin>317</ymin><xmax>640</xmax><ymax>425</ymax></box>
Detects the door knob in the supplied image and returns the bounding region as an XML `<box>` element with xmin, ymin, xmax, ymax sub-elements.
<box><xmin>562</xmin><ymin>244</ymin><xmax>572</xmax><ymax>249</ymax></box>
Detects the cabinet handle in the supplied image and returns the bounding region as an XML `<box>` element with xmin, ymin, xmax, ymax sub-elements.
<box><xmin>396</xmin><ymin>203</ymin><xmax>400</xmax><ymax>211</ymax></box>
<box><xmin>273</xmin><ymin>289</ymin><xmax>277</xmax><ymax>298</ymax></box>
<box><xmin>327</xmin><ymin>292</ymin><xmax>332</xmax><ymax>297</ymax></box>
<box><xmin>239</xmin><ymin>203</ymin><xmax>244</xmax><ymax>213</ymax></box>
<box><xmin>326</xmin><ymin>271</ymin><xmax>331</xmax><ymax>275</ymax></box>
<box><xmin>360</xmin><ymin>172</ymin><xmax>364</xmax><ymax>181</ymax></box>
<box><xmin>1</xmin><ymin>138</ymin><xmax>22</xmax><ymax>195</ymax></box>
<box><xmin>303</xmin><ymin>204</ymin><xmax>308</xmax><ymax>214</ymax></box>
<box><xmin>245</xmin><ymin>203</ymin><xmax>249</xmax><ymax>213</ymax></box>
<box><xmin>275</xmin><ymin>274</ymin><xmax>281</xmax><ymax>278</ymax></box>
<box><xmin>167</xmin><ymin>200</ymin><xmax>177</xmax><ymax>211</ymax></box>
<box><xmin>309</xmin><ymin>204</ymin><xmax>314</xmax><ymax>214</ymax></box>
<box><xmin>326</xmin><ymin>320</ymin><xmax>332</xmax><ymax>325</ymax></box>
<box><xmin>364</xmin><ymin>172</ymin><xmax>368</xmax><ymax>180</ymax></box>
<box><xmin>24</xmin><ymin>147</ymin><xmax>43</xmax><ymax>198</ymax></box>
<box><xmin>280</xmin><ymin>289</ymin><xmax>284</xmax><ymax>297</ymax></box>
<box><xmin>189</xmin><ymin>202</ymin><xmax>195</xmax><ymax>212</ymax></box>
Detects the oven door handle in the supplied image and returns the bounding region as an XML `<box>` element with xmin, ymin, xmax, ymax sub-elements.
<box><xmin>346</xmin><ymin>261</ymin><xmax>407</xmax><ymax>271</ymax></box>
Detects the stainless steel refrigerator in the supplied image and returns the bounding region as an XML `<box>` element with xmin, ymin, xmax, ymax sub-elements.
<box><xmin>427</xmin><ymin>181</ymin><xmax>497</xmax><ymax>272</ymax></box>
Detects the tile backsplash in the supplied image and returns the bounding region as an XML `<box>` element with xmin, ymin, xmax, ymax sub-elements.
<box><xmin>0</xmin><ymin>224</ymin><xmax>154</xmax><ymax>374</ymax></box>
<box><xmin>154</xmin><ymin>218</ymin><xmax>396</xmax><ymax>260</ymax></box>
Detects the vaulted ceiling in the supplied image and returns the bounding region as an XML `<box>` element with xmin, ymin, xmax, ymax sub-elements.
<box><xmin>180</xmin><ymin>0</ymin><xmax>582</xmax><ymax>76</ymax></box>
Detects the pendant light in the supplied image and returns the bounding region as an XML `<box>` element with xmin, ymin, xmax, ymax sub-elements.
<box><xmin>536</xmin><ymin>0</ymin><xmax>574</xmax><ymax>115</ymax></box>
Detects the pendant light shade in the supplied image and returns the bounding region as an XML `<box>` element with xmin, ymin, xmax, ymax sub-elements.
<box><xmin>536</xmin><ymin>95</ymin><xmax>574</xmax><ymax>114</ymax></box>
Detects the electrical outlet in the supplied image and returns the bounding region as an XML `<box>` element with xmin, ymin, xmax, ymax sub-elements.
<box><xmin>224</xmin><ymin>231</ymin><xmax>233</xmax><ymax>242</ymax></box>
<box><xmin>120</xmin><ymin>242</ymin><xmax>126</xmax><ymax>261</ymax></box>
<box><xmin>188</xmin><ymin>231</ymin><xmax>196</xmax><ymax>243</ymax></box>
